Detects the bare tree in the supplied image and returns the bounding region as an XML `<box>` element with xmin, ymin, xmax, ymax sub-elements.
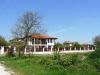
<box><xmin>12</xmin><ymin>11</ymin><xmax>46</xmax><ymax>46</ymax></box>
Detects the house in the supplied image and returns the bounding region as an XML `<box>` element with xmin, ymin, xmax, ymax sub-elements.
<box><xmin>25</xmin><ymin>35</ymin><xmax>57</xmax><ymax>53</ymax></box>
<box><xmin>63</xmin><ymin>41</ymin><xmax>73</xmax><ymax>47</ymax></box>
<box><xmin>0</xmin><ymin>35</ymin><xmax>95</xmax><ymax>55</ymax></box>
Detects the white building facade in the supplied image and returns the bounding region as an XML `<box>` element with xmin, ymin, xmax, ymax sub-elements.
<box><xmin>24</xmin><ymin>35</ymin><xmax>57</xmax><ymax>53</ymax></box>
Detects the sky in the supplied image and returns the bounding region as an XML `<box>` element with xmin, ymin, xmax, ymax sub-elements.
<box><xmin>0</xmin><ymin>0</ymin><xmax>100</xmax><ymax>44</ymax></box>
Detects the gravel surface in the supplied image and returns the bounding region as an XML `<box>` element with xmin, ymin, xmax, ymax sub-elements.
<box><xmin>0</xmin><ymin>64</ymin><xmax>14</xmax><ymax>75</ymax></box>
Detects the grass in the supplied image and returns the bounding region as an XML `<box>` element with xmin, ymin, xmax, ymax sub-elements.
<box><xmin>0</xmin><ymin>53</ymin><xmax>100</xmax><ymax>75</ymax></box>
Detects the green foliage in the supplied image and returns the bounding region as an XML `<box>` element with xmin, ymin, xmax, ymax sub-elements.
<box><xmin>0</xmin><ymin>54</ymin><xmax>100</xmax><ymax>75</ymax></box>
<box><xmin>10</xmin><ymin>39</ymin><xmax>25</xmax><ymax>57</ymax></box>
<box><xmin>93</xmin><ymin>59</ymin><xmax>100</xmax><ymax>71</ymax></box>
<box><xmin>63</xmin><ymin>41</ymin><xmax>71</xmax><ymax>47</ymax></box>
<box><xmin>53</xmin><ymin>50</ymin><xmax>60</xmax><ymax>60</ymax></box>
<box><xmin>73</xmin><ymin>42</ymin><xmax>82</xmax><ymax>48</ymax></box>
<box><xmin>89</xmin><ymin>47</ymin><xmax>100</xmax><ymax>71</ymax></box>
<box><xmin>93</xmin><ymin>35</ymin><xmax>100</xmax><ymax>47</ymax></box>
<box><xmin>54</xmin><ymin>43</ymin><xmax>64</xmax><ymax>48</ymax></box>
<box><xmin>39</xmin><ymin>53</ymin><xmax>82</xmax><ymax>70</ymax></box>
<box><xmin>6</xmin><ymin>47</ymin><xmax>15</xmax><ymax>57</ymax></box>
<box><xmin>89</xmin><ymin>35</ymin><xmax>100</xmax><ymax>71</ymax></box>
<box><xmin>58</xmin><ymin>54</ymin><xmax>81</xmax><ymax>67</ymax></box>
<box><xmin>90</xmin><ymin>48</ymin><xmax>100</xmax><ymax>59</ymax></box>
<box><xmin>0</xmin><ymin>35</ymin><xmax>8</xmax><ymax>46</ymax></box>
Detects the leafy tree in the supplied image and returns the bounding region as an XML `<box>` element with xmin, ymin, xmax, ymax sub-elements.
<box><xmin>63</xmin><ymin>41</ymin><xmax>71</xmax><ymax>47</ymax></box>
<box><xmin>89</xmin><ymin>35</ymin><xmax>100</xmax><ymax>71</ymax></box>
<box><xmin>0</xmin><ymin>35</ymin><xmax>8</xmax><ymax>46</ymax></box>
<box><xmin>53</xmin><ymin>43</ymin><xmax>64</xmax><ymax>60</ymax></box>
<box><xmin>54</xmin><ymin>43</ymin><xmax>64</xmax><ymax>48</ymax></box>
<box><xmin>9</xmin><ymin>38</ymin><xmax>25</xmax><ymax>57</ymax></box>
<box><xmin>73</xmin><ymin>42</ymin><xmax>82</xmax><ymax>48</ymax></box>
<box><xmin>90</xmin><ymin>35</ymin><xmax>100</xmax><ymax>59</ymax></box>
<box><xmin>93</xmin><ymin>35</ymin><xmax>100</xmax><ymax>47</ymax></box>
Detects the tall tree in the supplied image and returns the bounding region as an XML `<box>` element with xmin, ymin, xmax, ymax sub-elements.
<box><xmin>12</xmin><ymin>11</ymin><xmax>46</xmax><ymax>46</ymax></box>
<box><xmin>0</xmin><ymin>35</ymin><xmax>8</xmax><ymax>46</ymax></box>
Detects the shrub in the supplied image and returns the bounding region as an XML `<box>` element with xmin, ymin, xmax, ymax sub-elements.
<box><xmin>71</xmin><ymin>54</ymin><xmax>81</xmax><ymax>65</ymax></box>
<box><xmin>6</xmin><ymin>48</ymin><xmax>15</xmax><ymax>57</ymax></box>
<box><xmin>53</xmin><ymin>50</ymin><xmax>60</xmax><ymax>60</ymax></box>
<box><xmin>58</xmin><ymin>55</ymin><xmax>73</xmax><ymax>67</ymax></box>
<box><xmin>89</xmin><ymin>47</ymin><xmax>100</xmax><ymax>59</ymax></box>
<box><xmin>59</xmin><ymin>54</ymin><xmax>81</xmax><ymax>67</ymax></box>
<box><xmin>89</xmin><ymin>47</ymin><xmax>100</xmax><ymax>71</ymax></box>
<box><xmin>38</xmin><ymin>57</ymin><xmax>60</xmax><ymax>69</ymax></box>
<box><xmin>54</xmin><ymin>43</ymin><xmax>64</xmax><ymax>48</ymax></box>
<box><xmin>94</xmin><ymin>59</ymin><xmax>100</xmax><ymax>71</ymax></box>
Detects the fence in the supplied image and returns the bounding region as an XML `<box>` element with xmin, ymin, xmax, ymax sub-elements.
<box><xmin>24</xmin><ymin>47</ymin><xmax>96</xmax><ymax>54</ymax></box>
<box><xmin>0</xmin><ymin>46</ymin><xmax>16</xmax><ymax>55</ymax></box>
<box><xmin>0</xmin><ymin>46</ymin><xmax>96</xmax><ymax>55</ymax></box>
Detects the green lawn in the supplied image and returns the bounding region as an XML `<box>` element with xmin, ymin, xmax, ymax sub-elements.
<box><xmin>0</xmin><ymin>53</ymin><xmax>100</xmax><ymax>75</ymax></box>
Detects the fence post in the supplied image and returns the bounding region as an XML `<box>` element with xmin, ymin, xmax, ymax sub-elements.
<box><xmin>1</xmin><ymin>46</ymin><xmax>4</xmax><ymax>54</ymax></box>
<box><xmin>95</xmin><ymin>47</ymin><xmax>96</xmax><ymax>50</ymax></box>
<box><xmin>58</xmin><ymin>48</ymin><xmax>59</xmax><ymax>51</ymax></box>
<box><xmin>80</xmin><ymin>47</ymin><xmax>81</xmax><ymax>50</ymax></box>
<box><xmin>51</xmin><ymin>47</ymin><xmax>53</xmax><ymax>52</ymax></box>
<box><xmin>43</xmin><ymin>48</ymin><xmax>44</xmax><ymax>52</ymax></box>
<box><xmin>14</xmin><ymin>46</ymin><xmax>16</xmax><ymax>53</ymax></box>
<box><xmin>24</xmin><ymin>47</ymin><xmax>27</xmax><ymax>54</ymax></box>
<box><xmin>92</xmin><ymin>47</ymin><xmax>94</xmax><ymax>50</ymax></box>
<box><xmin>88</xmin><ymin>46</ymin><xmax>89</xmax><ymax>50</ymax></box>
<box><xmin>75</xmin><ymin>47</ymin><xmax>76</xmax><ymax>50</ymax></box>
<box><xmin>84</xmin><ymin>47</ymin><xmax>85</xmax><ymax>50</ymax></box>
<box><xmin>70</xmin><ymin>47</ymin><xmax>71</xmax><ymax>51</ymax></box>
<box><xmin>64</xmin><ymin>48</ymin><xmax>66</xmax><ymax>51</ymax></box>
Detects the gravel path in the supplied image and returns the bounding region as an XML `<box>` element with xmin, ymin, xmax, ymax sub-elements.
<box><xmin>0</xmin><ymin>64</ymin><xmax>14</xmax><ymax>75</ymax></box>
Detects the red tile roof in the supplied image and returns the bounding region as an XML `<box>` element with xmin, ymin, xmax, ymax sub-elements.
<box><xmin>32</xmin><ymin>35</ymin><xmax>57</xmax><ymax>39</ymax></box>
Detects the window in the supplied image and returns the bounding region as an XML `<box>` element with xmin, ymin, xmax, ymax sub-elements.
<box><xmin>35</xmin><ymin>39</ymin><xmax>40</xmax><ymax>44</ymax></box>
<box><xmin>48</xmin><ymin>39</ymin><xmax>49</xmax><ymax>43</ymax></box>
<box><xmin>51</xmin><ymin>39</ymin><xmax>52</xmax><ymax>43</ymax></box>
<box><xmin>41</xmin><ymin>39</ymin><xmax>46</xmax><ymax>44</ymax></box>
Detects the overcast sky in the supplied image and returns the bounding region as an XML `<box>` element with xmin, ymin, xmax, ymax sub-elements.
<box><xmin>0</xmin><ymin>0</ymin><xmax>100</xmax><ymax>43</ymax></box>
